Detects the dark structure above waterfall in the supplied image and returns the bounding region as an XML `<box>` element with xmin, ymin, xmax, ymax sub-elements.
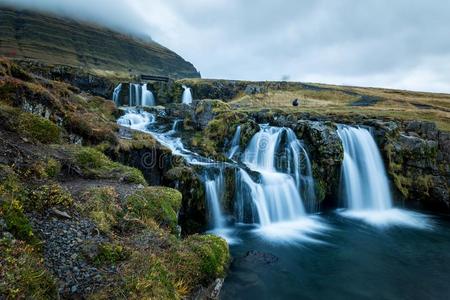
<box><xmin>0</xmin><ymin>6</ymin><xmax>200</xmax><ymax>79</ymax></box>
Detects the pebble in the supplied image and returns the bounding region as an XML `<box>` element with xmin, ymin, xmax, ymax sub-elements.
<box><xmin>27</xmin><ymin>211</ymin><xmax>115</xmax><ymax>297</ymax></box>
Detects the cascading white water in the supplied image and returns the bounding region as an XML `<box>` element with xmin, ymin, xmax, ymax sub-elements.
<box><xmin>112</xmin><ymin>83</ymin><xmax>122</xmax><ymax>106</ymax></box>
<box><xmin>141</xmin><ymin>84</ymin><xmax>155</xmax><ymax>106</ymax></box>
<box><xmin>227</xmin><ymin>125</ymin><xmax>241</xmax><ymax>159</ymax></box>
<box><xmin>117</xmin><ymin>108</ymin><xmax>155</xmax><ymax>130</ymax></box>
<box><xmin>337</xmin><ymin>125</ymin><xmax>393</xmax><ymax>211</ymax></box>
<box><xmin>238</xmin><ymin>126</ymin><xmax>309</xmax><ymax>225</ymax></box>
<box><xmin>181</xmin><ymin>85</ymin><xmax>193</xmax><ymax>105</ymax></box>
<box><xmin>205</xmin><ymin>170</ymin><xmax>226</xmax><ymax>229</ymax></box>
<box><xmin>128</xmin><ymin>83</ymin><xmax>155</xmax><ymax>106</ymax></box>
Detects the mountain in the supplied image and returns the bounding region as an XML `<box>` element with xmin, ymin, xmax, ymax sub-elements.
<box><xmin>0</xmin><ymin>7</ymin><xmax>200</xmax><ymax>79</ymax></box>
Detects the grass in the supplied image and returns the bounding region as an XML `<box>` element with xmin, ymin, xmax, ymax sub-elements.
<box><xmin>125</xmin><ymin>187</ymin><xmax>182</xmax><ymax>233</ymax></box>
<box><xmin>80</xmin><ymin>186</ymin><xmax>121</xmax><ymax>234</ymax></box>
<box><xmin>186</xmin><ymin>80</ymin><xmax>450</xmax><ymax>132</ymax></box>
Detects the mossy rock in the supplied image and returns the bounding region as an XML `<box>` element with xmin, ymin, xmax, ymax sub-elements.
<box><xmin>0</xmin><ymin>105</ymin><xmax>61</xmax><ymax>144</ymax></box>
<box><xmin>59</xmin><ymin>145</ymin><xmax>147</xmax><ymax>184</ymax></box>
<box><xmin>181</xmin><ymin>234</ymin><xmax>230</xmax><ymax>279</ymax></box>
<box><xmin>125</xmin><ymin>186</ymin><xmax>182</xmax><ymax>233</ymax></box>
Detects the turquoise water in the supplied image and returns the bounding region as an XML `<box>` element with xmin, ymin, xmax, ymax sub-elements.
<box><xmin>221</xmin><ymin>213</ymin><xmax>450</xmax><ymax>300</ymax></box>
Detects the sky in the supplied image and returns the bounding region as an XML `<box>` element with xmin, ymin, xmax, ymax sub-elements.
<box><xmin>2</xmin><ymin>0</ymin><xmax>450</xmax><ymax>93</ymax></box>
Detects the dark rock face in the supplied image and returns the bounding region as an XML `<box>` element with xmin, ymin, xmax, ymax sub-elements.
<box><xmin>163</xmin><ymin>166</ymin><xmax>206</xmax><ymax>234</ymax></box>
<box><xmin>380</xmin><ymin>120</ymin><xmax>450</xmax><ymax>210</ymax></box>
<box><xmin>294</xmin><ymin>121</ymin><xmax>344</xmax><ymax>206</ymax></box>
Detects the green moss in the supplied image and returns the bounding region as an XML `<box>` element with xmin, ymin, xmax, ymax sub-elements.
<box><xmin>92</xmin><ymin>233</ymin><xmax>230</xmax><ymax>299</ymax></box>
<box><xmin>125</xmin><ymin>187</ymin><xmax>182</xmax><ymax>233</ymax></box>
<box><xmin>94</xmin><ymin>242</ymin><xmax>130</xmax><ymax>266</ymax></box>
<box><xmin>17</xmin><ymin>112</ymin><xmax>61</xmax><ymax>144</ymax></box>
<box><xmin>0</xmin><ymin>238</ymin><xmax>57</xmax><ymax>299</ymax></box>
<box><xmin>181</xmin><ymin>234</ymin><xmax>230</xmax><ymax>279</ymax></box>
<box><xmin>61</xmin><ymin>146</ymin><xmax>146</xmax><ymax>184</ymax></box>
<box><xmin>26</xmin><ymin>183</ymin><xmax>73</xmax><ymax>212</ymax></box>
<box><xmin>80</xmin><ymin>187</ymin><xmax>121</xmax><ymax>234</ymax></box>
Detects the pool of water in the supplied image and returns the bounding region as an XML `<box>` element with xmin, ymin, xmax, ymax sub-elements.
<box><xmin>221</xmin><ymin>212</ymin><xmax>450</xmax><ymax>300</ymax></box>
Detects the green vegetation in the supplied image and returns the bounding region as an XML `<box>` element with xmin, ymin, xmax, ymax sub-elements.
<box><xmin>26</xmin><ymin>183</ymin><xmax>73</xmax><ymax>212</ymax></box>
<box><xmin>0</xmin><ymin>238</ymin><xmax>57</xmax><ymax>299</ymax></box>
<box><xmin>93</xmin><ymin>242</ymin><xmax>130</xmax><ymax>265</ymax></box>
<box><xmin>0</xmin><ymin>166</ymin><xmax>37</xmax><ymax>244</ymax></box>
<box><xmin>0</xmin><ymin>8</ymin><xmax>199</xmax><ymax>79</ymax></box>
<box><xmin>80</xmin><ymin>187</ymin><xmax>121</xmax><ymax>234</ymax></box>
<box><xmin>0</xmin><ymin>104</ymin><xmax>61</xmax><ymax>144</ymax></box>
<box><xmin>93</xmin><ymin>233</ymin><xmax>230</xmax><ymax>299</ymax></box>
<box><xmin>60</xmin><ymin>145</ymin><xmax>146</xmax><ymax>184</ymax></box>
<box><xmin>125</xmin><ymin>187</ymin><xmax>182</xmax><ymax>233</ymax></box>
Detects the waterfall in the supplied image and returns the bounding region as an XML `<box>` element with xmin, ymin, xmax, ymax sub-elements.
<box><xmin>205</xmin><ymin>170</ymin><xmax>226</xmax><ymax>229</ymax></box>
<box><xmin>112</xmin><ymin>83</ymin><xmax>122</xmax><ymax>106</ymax></box>
<box><xmin>117</xmin><ymin>108</ymin><xmax>155</xmax><ymax>131</ymax></box>
<box><xmin>227</xmin><ymin>125</ymin><xmax>241</xmax><ymax>159</ymax></box>
<box><xmin>182</xmin><ymin>85</ymin><xmax>193</xmax><ymax>105</ymax></box>
<box><xmin>237</xmin><ymin>125</ymin><xmax>311</xmax><ymax>225</ymax></box>
<box><xmin>141</xmin><ymin>84</ymin><xmax>155</xmax><ymax>106</ymax></box>
<box><xmin>337</xmin><ymin>125</ymin><xmax>393</xmax><ymax>211</ymax></box>
<box><xmin>128</xmin><ymin>83</ymin><xmax>155</xmax><ymax>106</ymax></box>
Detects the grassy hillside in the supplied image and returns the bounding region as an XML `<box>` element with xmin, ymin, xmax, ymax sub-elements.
<box><xmin>180</xmin><ymin>79</ymin><xmax>450</xmax><ymax>131</ymax></box>
<box><xmin>0</xmin><ymin>7</ymin><xmax>200</xmax><ymax>79</ymax></box>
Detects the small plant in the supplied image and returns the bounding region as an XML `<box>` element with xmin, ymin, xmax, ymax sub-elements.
<box><xmin>0</xmin><ymin>238</ymin><xmax>57</xmax><ymax>299</ymax></box>
<box><xmin>1</xmin><ymin>199</ymin><xmax>36</xmax><ymax>244</ymax></box>
<box><xmin>93</xmin><ymin>242</ymin><xmax>130</xmax><ymax>265</ymax></box>
<box><xmin>26</xmin><ymin>182</ymin><xmax>73</xmax><ymax>212</ymax></box>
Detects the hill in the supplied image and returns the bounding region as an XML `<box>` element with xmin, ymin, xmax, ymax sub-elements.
<box><xmin>0</xmin><ymin>7</ymin><xmax>200</xmax><ymax>79</ymax></box>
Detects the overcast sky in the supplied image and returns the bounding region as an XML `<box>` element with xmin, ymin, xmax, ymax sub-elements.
<box><xmin>3</xmin><ymin>0</ymin><xmax>450</xmax><ymax>93</ymax></box>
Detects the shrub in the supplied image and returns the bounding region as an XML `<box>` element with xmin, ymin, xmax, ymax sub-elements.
<box><xmin>26</xmin><ymin>182</ymin><xmax>73</xmax><ymax>212</ymax></box>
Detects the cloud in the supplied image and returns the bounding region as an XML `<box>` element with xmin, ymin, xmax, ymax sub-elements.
<box><xmin>1</xmin><ymin>0</ymin><xmax>450</xmax><ymax>92</ymax></box>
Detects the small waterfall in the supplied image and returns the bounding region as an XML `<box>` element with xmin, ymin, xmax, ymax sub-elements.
<box><xmin>181</xmin><ymin>85</ymin><xmax>193</xmax><ymax>105</ymax></box>
<box><xmin>227</xmin><ymin>125</ymin><xmax>241</xmax><ymax>159</ymax></box>
<box><xmin>205</xmin><ymin>170</ymin><xmax>226</xmax><ymax>229</ymax></box>
<box><xmin>237</xmin><ymin>126</ymin><xmax>310</xmax><ymax>225</ymax></box>
<box><xmin>128</xmin><ymin>83</ymin><xmax>155</xmax><ymax>106</ymax></box>
<box><xmin>112</xmin><ymin>83</ymin><xmax>122</xmax><ymax>106</ymax></box>
<box><xmin>117</xmin><ymin>108</ymin><xmax>155</xmax><ymax>131</ymax></box>
<box><xmin>337</xmin><ymin>125</ymin><xmax>392</xmax><ymax>211</ymax></box>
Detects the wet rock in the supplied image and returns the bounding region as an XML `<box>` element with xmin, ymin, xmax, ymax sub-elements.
<box><xmin>242</xmin><ymin>250</ymin><xmax>279</xmax><ymax>265</ymax></box>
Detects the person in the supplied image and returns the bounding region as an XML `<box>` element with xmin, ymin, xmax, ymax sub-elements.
<box><xmin>292</xmin><ymin>98</ymin><xmax>299</xmax><ymax>106</ymax></box>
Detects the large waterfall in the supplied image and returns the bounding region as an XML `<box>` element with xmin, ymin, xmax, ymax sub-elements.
<box><xmin>236</xmin><ymin>126</ymin><xmax>316</xmax><ymax>227</ymax></box>
<box><xmin>337</xmin><ymin>125</ymin><xmax>392</xmax><ymax>211</ymax></box>
<box><xmin>181</xmin><ymin>85</ymin><xmax>193</xmax><ymax>105</ymax></box>
<box><xmin>129</xmin><ymin>83</ymin><xmax>155</xmax><ymax>107</ymax></box>
<box><xmin>337</xmin><ymin>125</ymin><xmax>430</xmax><ymax>227</ymax></box>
